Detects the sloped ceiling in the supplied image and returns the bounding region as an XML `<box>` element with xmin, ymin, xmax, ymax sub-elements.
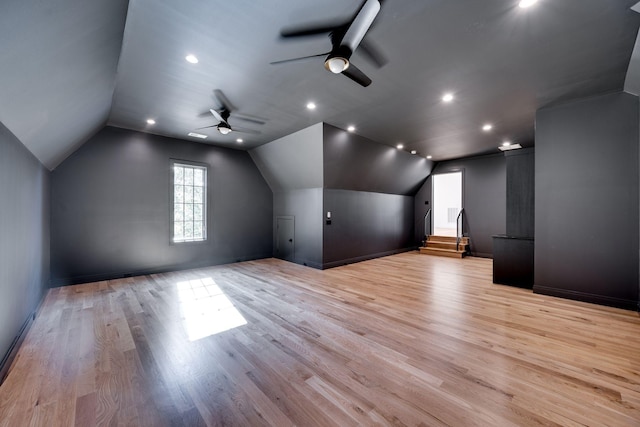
<box><xmin>0</xmin><ymin>0</ymin><xmax>128</xmax><ymax>169</ymax></box>
<box><xmin>250</xmin><ymin>123</ymin><xmax>323</xmax><ymax>192</ymax></box>
<box><xmin>1</xmin><ymin>0</ymin><xmax>639</xmax><ymax>170</ymax></box>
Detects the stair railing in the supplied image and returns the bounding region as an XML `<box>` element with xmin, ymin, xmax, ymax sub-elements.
<box><xmin>423</xmin><ymin>209</ymin><xmax>432</xmax><ymax>243</ymax></box>
<box><xmin>456</xmin><ymin>208</ymin><xmax>464</xmax><ymax>251</ymax></box>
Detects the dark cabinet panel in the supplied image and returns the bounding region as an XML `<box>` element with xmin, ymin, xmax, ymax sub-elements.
<box><xmin>493</xmin><ymin>236</ymin><xmax>534</xmax><ymax>288</ymax></box>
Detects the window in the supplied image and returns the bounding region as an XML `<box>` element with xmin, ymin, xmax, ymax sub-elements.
<box><xmin>171</xmin><ymin>161</ymin><xmax>207</xmax><ymax>243</ymax></box>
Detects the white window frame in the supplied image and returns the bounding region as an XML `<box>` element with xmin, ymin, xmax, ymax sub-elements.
<box><xmin>170</xmin><ymin>160</ymin><xmax>208</xmax><ymax>243</ymax></box>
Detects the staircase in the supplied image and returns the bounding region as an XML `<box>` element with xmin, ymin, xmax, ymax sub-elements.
<box><xmin>419</xmin><ymin>235</ymin><xmax>469</xmax><ymax>258</ymax></box>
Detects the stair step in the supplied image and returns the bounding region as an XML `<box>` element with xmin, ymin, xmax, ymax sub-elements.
<box><xmin>426</xmin><ymin>241</ymin><xmax>467</xmax><ymax>251</ymax></box>
<box><xmin>427</xmin><ymin>235</ymin><xmax>469</xmax><ymax>244</ymax></box>
<box><xmin>419</xmin><ymin>247</ymin><xmax>466</xmax><ymax>258</ymax></box>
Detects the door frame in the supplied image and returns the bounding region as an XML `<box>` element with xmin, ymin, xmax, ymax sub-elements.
<box><xmin>430</xmin><ymin>169</ymin><xmax>465</xmax><ymax>236</ymax></box>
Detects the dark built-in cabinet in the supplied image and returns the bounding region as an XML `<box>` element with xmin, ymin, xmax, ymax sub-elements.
<box><xmin>493</xmin><ymin>235</ymin><xmax>534</xmax><ymax>288</ymax></box>
<box><xmin>493</xmin><ymin>148</ymin><xmax>534</xmax><ymax>288</ymax></box>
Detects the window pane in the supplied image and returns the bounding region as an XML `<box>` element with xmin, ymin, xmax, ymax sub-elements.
<box><xmin>184</xmin><ymin>221</ymin><xmax>193</xmax><ymax>239</ymax></box>
<box><xmin>175</xmin><ymin>167</ymin><xmax>184</xmax><ymax>184</ymax></box>
<box><xmin>194</xmin><ymin>186</ymin><xmax>203</xmax><ymax>203</ymax></box>
<box><xmin>184</xmin><ymin>168</ymin><xmax>194</xmax><ymax>185</ymax></box>
<box><xmin>184</xmin><ymin>204</ymin><xmax>193</xmax><ymax>221</ymax></box>
<box><xmin>174</xmin><ymin>222</ymin><xmax>184</xmax><ymax>241</ymax></box>
<box><xmin>193</xmin><ymin>221</ymin><xmax>203</xmax><ymax>238</ymax></box>
<box><xmin>194</xmin><ymin>169</ymin><xmax>203</xmax><ymax>186</ymax></box>
<box><xmin>172</xmin><ymin>164</ymin><xmax>206</xmax><ymax>243</ymax></box>
<box><xmin>174</xmin><ymin>204</ymin><xmax>184</xmax><ymax>221</ymax></box>
<box><xmin>184</xmin><ymin>186</ymin><xmax>193</xmax><ymax>203</ymax></box>
<box><xmin>175</xmin><ymin>185</ymin><xmax>184</xmax><ymax>203</ymax></box>
<box><xmin>194</xmin><ymin>204</ymin><xmax>202</xmax><ymax>220</ymax></box>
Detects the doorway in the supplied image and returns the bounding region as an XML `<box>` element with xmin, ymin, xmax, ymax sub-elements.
<box><xmin>275</xmin><ymin>216</ymin><xmax>295</xmax><ymax>261</ymax></box>
<box><xmin>432</xmin><ymin>171</ymin><xmax>463</xmax><ymax>236</ymax></box>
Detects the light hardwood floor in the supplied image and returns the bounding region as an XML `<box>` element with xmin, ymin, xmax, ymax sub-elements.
<box><xmin>1</xmin><ymin>253</ymin><xmax>639</xmax><ymax>426</ymax></box>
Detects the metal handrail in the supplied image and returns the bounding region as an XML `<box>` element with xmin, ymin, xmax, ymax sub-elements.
<box><xmin>456</xmin><ymin>208</ymin><xmax>464</xmax><ymax>251</ymax></box>
<box><xmin>423</xmin><ymin>209</ymin><xmax>432</xmax><ymax>242</ymax></box>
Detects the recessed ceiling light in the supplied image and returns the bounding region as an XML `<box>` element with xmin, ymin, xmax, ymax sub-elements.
<box><xmin>519</xmin><ymin>0</ymin><xmax>538</xmax><ymax>8</ymax></box>
<box><xmin>306</xmin><ymin>102</ymin><xmax>316</xmax><ymax>110</ymax></box>
<box><xmin>482</xmin><ymin>124</ymin><xmax>493</xmax><ymax>132</ymax></box>
<box><xmin>236</xmin><ymin>138</ymin><xmax>243</xmax><ymax>143</ymax></box>
<box><xmin>397</xmin><ymin>143</ymin><xmax>404</xmax><ymax>149</ymax></box>
<box><xmin>427</xmin><ymin>155</ymin><xmax>433</xmax><ymax>160</ymax></box>
<box><xmin>411</xmin><ymin>150</ymin><xmax>417</xmax><ymax>155</ymax></box>
<box><xmin>185</xmin><ymin>54</ymin><xmax>199</xmax><ymax>64</ymax></box>
<box><xmin>502</xmin><ymin>141</ymin><xmax>511</xmax><ymax>147</ymax></box>
<box><xmin>499</xmin><ymin>143</ymin><xmax>523</xmax><ymax>151</ymax></box>
<box><xmin>187</xmin><ymin>132</ymin><xmax>207</xmax><ymax>139</ymax></box>
<box><xmin>442</xmin><ymin>93</ymin><xmax>454</xmax><ymax>103</ymax></box>
<box><xmin>146</xmin><ymin>119</ymin><xmax>156</xmax><ymax>125</ymax></box>
<box><xmin>347</xmin><ymin>125</ymin><xmax>356</xmax><ymax>132</ymax></box>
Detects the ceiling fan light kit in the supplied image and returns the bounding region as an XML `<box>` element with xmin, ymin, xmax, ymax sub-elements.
<box><xmin>217</xmin><ymin>123</ymin><xmax>232</xmax><ymax>135</ymax></box>
<box><xmin>325</xmin><ymin>56</ymin><xmax>350</xmax><ymax>74</ymax></box>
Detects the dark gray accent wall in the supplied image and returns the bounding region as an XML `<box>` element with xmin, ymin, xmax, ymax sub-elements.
<box><xmin>321</xmin><ymin>124</ymin><xmax>429</xmax><ymax>268</ymax></box>
<box><xmin>273</xmin><ymin>189</ymin><xmax>323</xmax><ymax>268</ymax></box>
<box><xmin>0</xmin><ymin>122</ymin><xmax>50</xmax><ymax>371</ymax></box>
<box><xmin>51</xmin><ymin>127</ymin><xmax>272</xmax><ymax>285</ymax></box>
<box><xmin>415</xmin><ymin>154</ymin><xmax>506</xmax><ymax>257</ymax></box>
<box><xmin>535</xmin><ymin>91</ymin><xmax>639</xmax><ymax>309</ymax></box>
<box><xmin>323</xmin><ymin>189</ymin><xmax>414</xmax><ymax>268</ymax></box>
<box><xmin>414</xmin><ymin>175</ymin><xmax>432</xmax><ymax>245</ymax></box>
<box><xmin>323</xmin><ymin>124</ymin><xmax>432</xmax><ymax>196</ymax></box>
<box><xmin>506</xmin><ymin>148</ymin><xmax>535</xmax><ymax>238</ymax></box>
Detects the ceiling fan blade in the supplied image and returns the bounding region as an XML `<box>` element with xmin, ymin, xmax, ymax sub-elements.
<box><xmin>342</xmin><ymin>63</ymin><xmax>372</xmax><ymax>87</ymax></box>
<box><xmin>209</xmin><ymin>108</ymin><xmax>224</xmax><ymax>123</ymax></box>
<box><xmin>340</xmin><ymin>0</ymin><xmax>381</xmax><ymax>53</ymax></box>
<box><xmin>195</xmin><ymin>124</ymin><xmax>219</xmax><ymax>130</ymax></box>
<box><xmin>280</xmin><ymin>20</ymin><xmax>346</xmax><ymax>38</ymax></box>
<box><xmin>358</xmin><ymin>39</ymin><xmax>387</xmax><ymax>68</ymax></box>
<box><xmin>232</xmin><ymin>127</ymin><xmax>261</xmax><ymax>135</ymax></box>
<box><xmin>232</xmin><ymin>114</ymin><xmax>266</xmax><ymax>125</ymax></box>
<box><xmin>270</xmin><ymin>52</ymin><xmax>330</xmax><ymax>65</ymax></box>
<box><xmin>213</xmin><ymin>89</ymin><xmax>236</xmax><ymax>112</ymax></box>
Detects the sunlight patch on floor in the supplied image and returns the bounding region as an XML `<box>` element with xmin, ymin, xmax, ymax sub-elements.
<box><xmin>176</xmin><ymin>277</ymin><xmax>247</xmax><ymax>341</ymax></box>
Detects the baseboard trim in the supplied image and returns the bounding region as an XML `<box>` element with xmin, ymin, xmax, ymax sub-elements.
<box><xmin>533</xmin><ymin>285</ymin><xmax>638</xmax><ymax>311</ymax></box>
<box><xmin>0</xmin><ymin>296</ymin><xmax>45</xmax><ymax>385</ymax></box>
<box><xmin>322</xmin><ymin>247</ymin><xmax>414</xmax><ymax>269</ymax></box>
<box><xmin>470</xmin><ymin>251</ymin><xmax>493</xmax><ymax>259</ymax></box>
<box><xmin>50</xmin><ymin>253</ymin><xmax>273</xmax><ymax>287</ymax></box>
<box><xmin>292</xmin><ymin>258</ymin><xmax>323</xmax><ymax>270</ymax></box>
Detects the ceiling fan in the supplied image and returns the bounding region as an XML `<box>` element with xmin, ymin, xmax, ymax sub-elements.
<box><xmin>271</xmin><ymin>0</ymin><xmax>387</xmax><ymax>87</ymax></box>
<box><xmin>197</xmin><ymin>89</ymin><xmax>264</xmax><ymax>135</ymax></box>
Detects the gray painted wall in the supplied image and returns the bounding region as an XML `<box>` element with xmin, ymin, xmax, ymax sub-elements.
<box><xmin>414</xmin><ymin>175</ymin><xmax>433</xmax><ymax>245</ymax></box>
<box><xmin>0</xmin><ymin>122</ymin><xmax>50</xmax><ymax>368</ymax></box>
<box><xmin>323</xmin><ymin>124</ymin><xmax>432</xmax><ymax>196</ymax></box>
<box><xmin>249</xmin><ymin>123</ymin><xmax>323</xmax><ymax>192</ymax></box>
<box><xmin>273</xmin><ymin>189</ymin><xmax>323</xmax><ymax>268</ymax></box>
<box><xmin>535</xmin><ymin>91</ymin><xmax>639</xmax><ymax>309</ymax></box>
<box><xmin>320</xmin><ymin>124</ymin><xmax>431</xmax><ymax>267</ymax></box>
<box><xmin>416</xmin><ymin>154</ymin><xmax>507</xmax><ymax>257</ymax></box>
<box><xmin>51</xmin><ymin>127</ymin><xmax>273</xmax><ymax>285</ymax></box>
<box><xmin>252</xmin><ymin>122</ymin><xmax>430</xmax><ymax>269</ymax></box>
<box><xmin>323</xmin><ymin>189</ymin><xmax>414</xmax><ymax>268</ymax></box>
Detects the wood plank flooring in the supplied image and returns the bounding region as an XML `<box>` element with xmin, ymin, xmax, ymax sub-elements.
<box><xmin>1</xmin><ymin>253</ymin><xmax>640</xmax><ymax>426</ymax></box>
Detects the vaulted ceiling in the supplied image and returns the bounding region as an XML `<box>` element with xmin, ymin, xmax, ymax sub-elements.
<box><xmin>1</xmin><ymin>0</ymin><xmax>639</xmax><ymax>170</ymax></box>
